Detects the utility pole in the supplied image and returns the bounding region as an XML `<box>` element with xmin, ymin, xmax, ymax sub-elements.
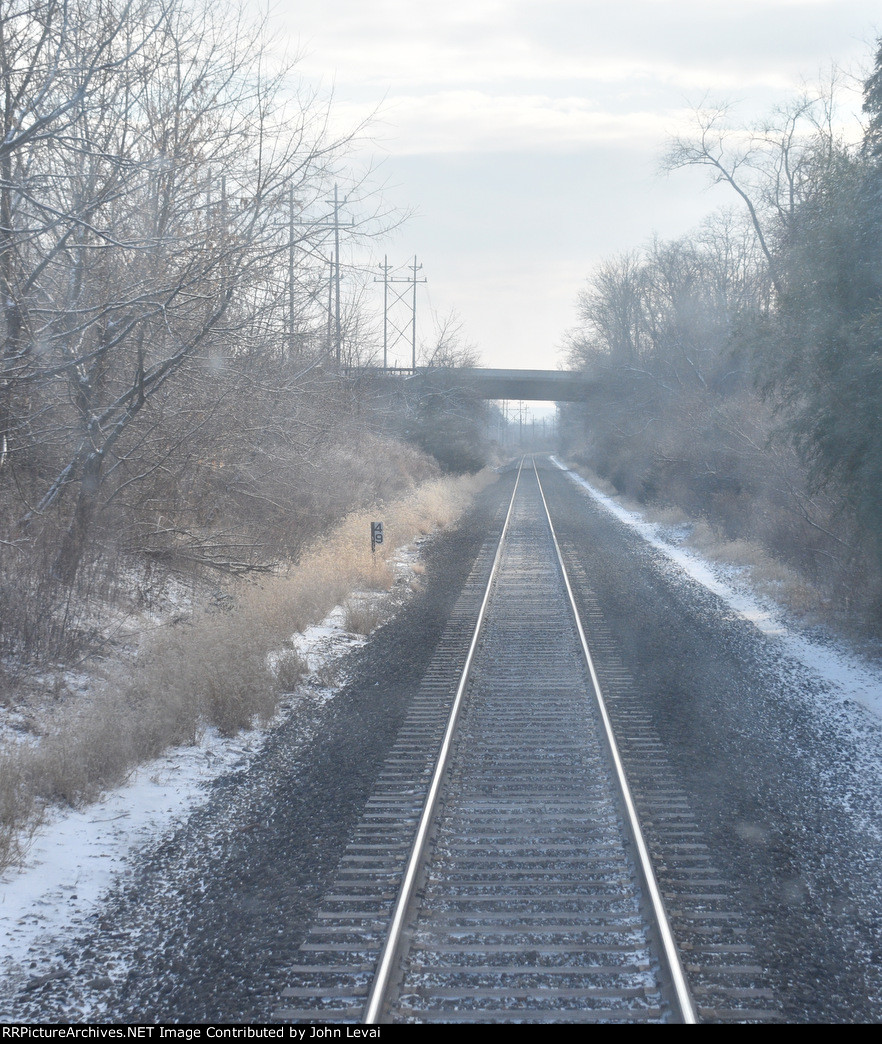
<box><xmin>288</xmin><ymin>187</ymin><xmax>296</xmax><ymax>356</ymax></box>
<box><xmin>374</xmin><ymin>255</ymin><xmax>426</xmax><ymax>371</ymax></box>
<box><xmin>410</xmin><ymin>256</ymin><xmax>421</xmax><ymax>371</ymax></box>
<box><xmin>376</xmin><ymin>255</ymin><xmax>392</xmax><ymax>370</ymax></box>
<box><xmin>327</xmin><ymin>251</ymin><xmax>334</xmax><ymax>355</ymax></box>
<box><xmin>333</xmin><ymin>185</ymin><xmax>342</xmax><ymax>368</ymax></box>
<box><xmin>288</xmin><ymin>183</ymin><xmax>352</xmax><ymax>368</ymax></box>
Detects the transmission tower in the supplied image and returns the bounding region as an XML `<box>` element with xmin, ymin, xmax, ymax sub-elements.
<box><xmin>374</xmin><ymin>256</ymin><xmax>427</xmax><ymax>371</ymax></box>
<box><xmin>288</xmin><ymin>184</ymin><xmax>352</xmax><ymax>367</ymax></box>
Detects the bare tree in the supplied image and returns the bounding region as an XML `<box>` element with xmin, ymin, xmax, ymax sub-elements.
<box><xmin>662</xmin><ymin>80</ymin><xmax>852</xmax><ymax>297</ymax></box>
<box><xmin>0</xmin><ymin>0</ymin><xmax>378</xmax><ymax>583</ymax></box>
<box><xmin>421</xmin><ymin>309</ymin><xmax>479</xmax><ymax>369</ymax></box>
<box><xmin>0</xmin><ymin>1</ymin><xmax>173</xmax><ymax>472</ymax></box>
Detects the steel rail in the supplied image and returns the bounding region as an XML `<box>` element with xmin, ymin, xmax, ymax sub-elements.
<box><xmin>531</xmin><ymin>456</ymin><xmax>698</xmax><ymax>1024</ymax></box>
<box><xmin>361</xmin><ymin>459</ymin><xmax>525</xmax><ymax>1024</ymax></box>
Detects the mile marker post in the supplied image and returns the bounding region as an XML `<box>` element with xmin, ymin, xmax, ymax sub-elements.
<box><xmin>371</xmin><ymin>521</ymin><xmax>383</xmax><ymax>556</ymax></box>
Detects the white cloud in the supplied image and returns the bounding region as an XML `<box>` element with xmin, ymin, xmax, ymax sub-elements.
<box><xmin>298</xmin><ymin>47</ymin><xmax>802</xmax><ymax>94</ymax></box>
<box><xmin>328</xmin><ymin>88</ymin><xmax>813</xmax><ymax>158</ymax></box>
<box><xmin>277</xmin><ymin>0</ymin><xmax>874</xmax><ymax>160</ymax></box>
<box><xmin>263</xmin><ymin>0</ymin><xmax>881</xmax><ymax>367</ymax></box>
<box><xmin>339</xmin><ymin>92</ymin><xmax>678</xmax><ymax>154</ymax></box>
<box><xmin>277</xmin><ymin>0</ymin><xmax>879</xmax><ymax>93</ymax></box>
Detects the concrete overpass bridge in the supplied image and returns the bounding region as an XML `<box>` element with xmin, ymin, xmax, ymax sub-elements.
<box><xmin>353</xmin><ymin>366</ymin><xmax>592</xmax><ymax>402</ymax></box>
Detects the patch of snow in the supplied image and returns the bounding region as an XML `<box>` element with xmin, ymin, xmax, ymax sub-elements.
<box><xmin>0</xmin><ymin>543</ymin><xmax>423</xmax><ymax>1001</ymax></box>
<box><xmin>0</xmin><ymin>726</ymin><xmax>260</xmax><ymax>984</ymax></box>
<box><xmin>553</xmin><ymin>457</ymin><xmax>882</xmax><ymax>723</ymax></box>
<box><xmin>291</xmin><ymin>603</ymin><xmax>365</xmax><ymax>675</ymax></box>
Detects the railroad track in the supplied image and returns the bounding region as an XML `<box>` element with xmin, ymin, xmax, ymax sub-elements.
<box><xmin>277</xmin><ymin>458</ymin><xmax>777</xmax><ymax>1024</ymax></box>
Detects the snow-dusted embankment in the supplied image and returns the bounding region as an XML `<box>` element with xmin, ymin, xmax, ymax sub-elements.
<box><xmin>554</xmin><ymin>457</ymin><xmax>882</xmax><ymax>723</ymax></box>
<box><xmin>0</xmin><ymin>557</ymin><xmax>411</xmax><ymax>1008</ymax></box>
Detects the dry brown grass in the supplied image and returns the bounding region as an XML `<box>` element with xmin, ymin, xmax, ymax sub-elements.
<box><xmin>0</xmin><ymin>750</ymin><xmax>37</xmax><ymax>869</ymax></box>
<box><xmin>0</xmin><ymin>467</ymin><xmax>495</xmax><ymax>871</ymax></box>
<box><xmin>567</xmin><ymin>462</ymin><xmax>619</xmax><ymax>499</ymax></box>
<box><xmin>686</xmin><ymin>520</ymin><xmax>822</xmax><ymax>617</ymax></box>
<box><xmin>273</xmin><ymin>649</ymin><xmax>307</xmax><ymax>694</ymax></box>
<box><xmin>568</xmin><ymin>460</ymin><xmax>824</xmax><ymax>620</ymax></box>
<box><xmin>343</xmin><ymin>596</ymin><xmax>386</xmax><ymax>636</ymax></box>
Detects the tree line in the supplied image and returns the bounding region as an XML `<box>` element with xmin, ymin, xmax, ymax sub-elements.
<box><xmin>0</xmin><ymin>0</ymin><xmax>498</xmax><ymax>674</ymax></box>
<box><xmin>562</xmin><ymin>46</ymin><xmax>882</xmax><ymax>628</ymax></box>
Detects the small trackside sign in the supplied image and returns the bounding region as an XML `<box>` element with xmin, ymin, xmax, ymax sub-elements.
<box><xmin>371</xmin><ymin>521</ymin><xmax>384</xmax><ymax>552</ymax></box>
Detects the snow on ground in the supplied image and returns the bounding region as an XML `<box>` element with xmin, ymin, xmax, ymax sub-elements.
<box><xmin>0</xmin><ymin>726</ymin><xmax>263</xmax><ymax>985</ymax></box>
<box><xmin>554</xmin><ymin>457</ymin><xmax>882</xmax><ymax>723</ymax></box>
<box><xmin>0</xmin><ymin>546</ymin><xmax>421</xmax><ymax>1001</ymax></box>
<box><xmin>5</xmin><ymin>468</ymin><xmax>882</xmax><ymax>1005</ymax></box>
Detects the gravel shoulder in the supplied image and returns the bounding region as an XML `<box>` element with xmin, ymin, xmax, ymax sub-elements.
<box><xmin>0</xmin><ymin>472</ymin><xmax>514</xmax><ymax>1024</ymax></box>
<box><xmin>540</xmin><ymin>459</ymin><xmax>882</xmax><ymax>1022</ymax></box>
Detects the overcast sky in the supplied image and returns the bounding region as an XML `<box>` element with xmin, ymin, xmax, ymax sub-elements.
<box><xmin>266</xmin><ymin>1</ymin><xmax>880</xmax><ymax>371</ymax></box>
